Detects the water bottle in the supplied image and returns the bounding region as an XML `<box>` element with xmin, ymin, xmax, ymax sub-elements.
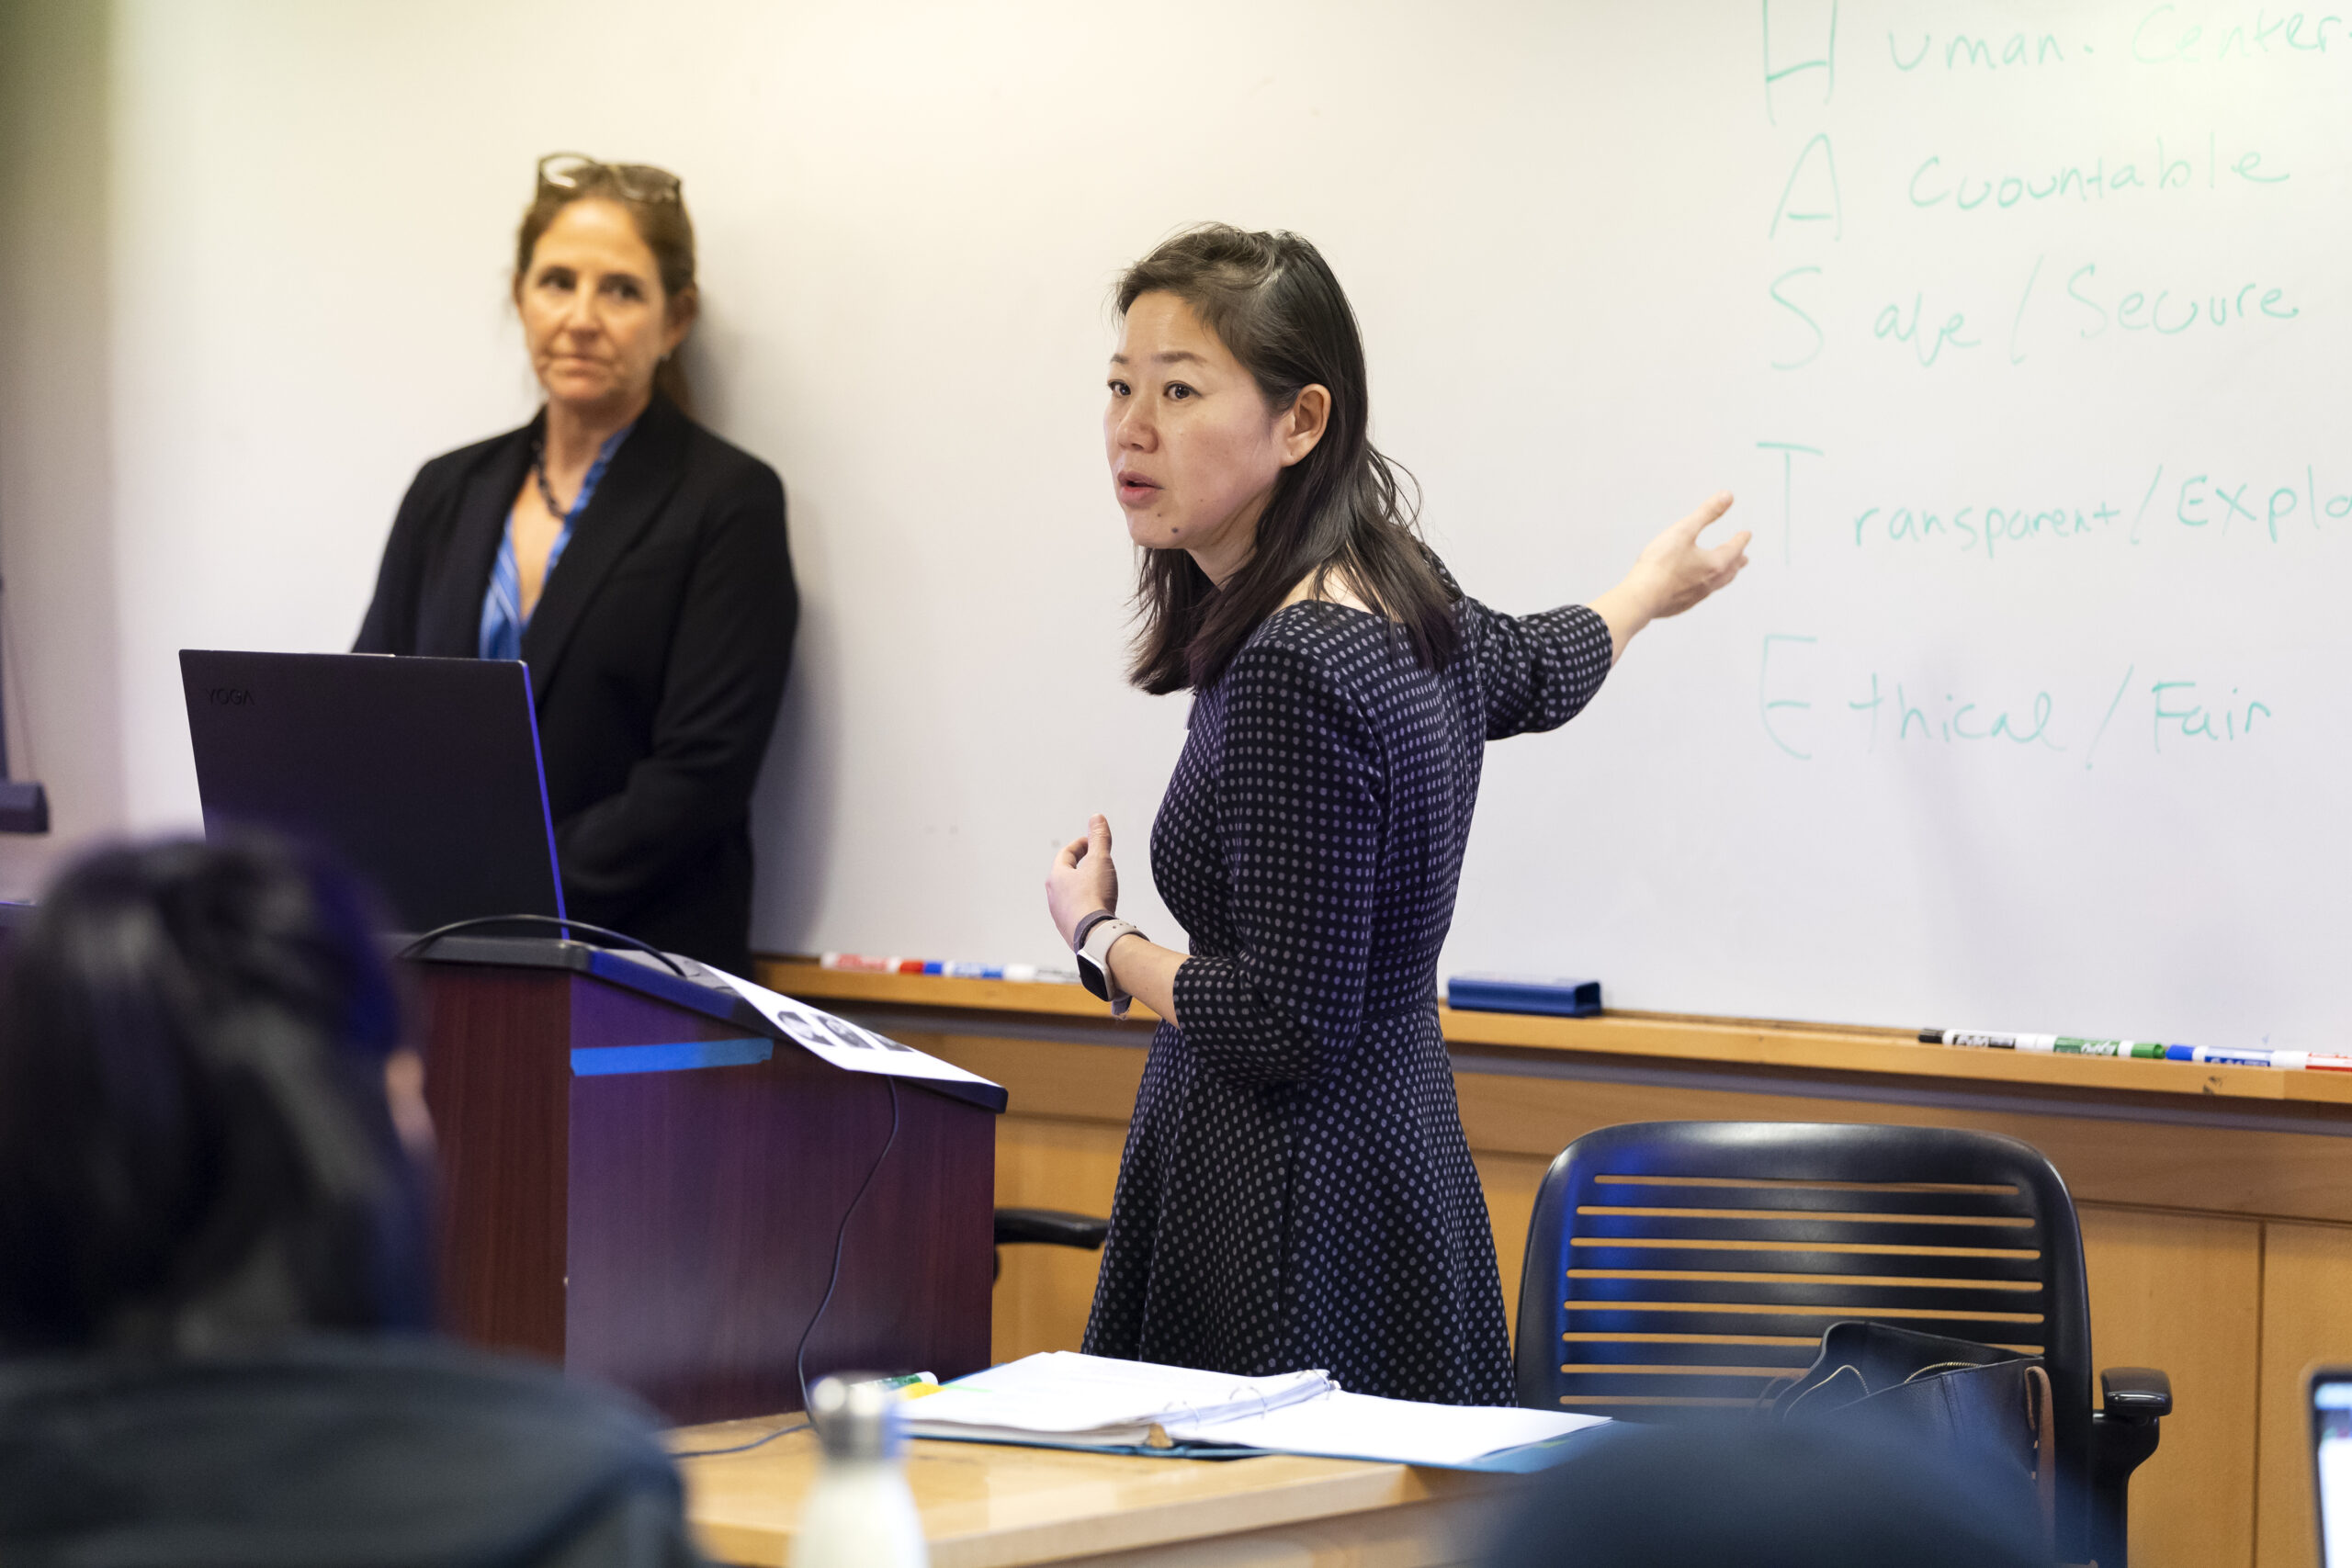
<box><xmin>789</xmin><ymin>1376</ymin><xmax>928</xmax><ymax>1568</ymax></box>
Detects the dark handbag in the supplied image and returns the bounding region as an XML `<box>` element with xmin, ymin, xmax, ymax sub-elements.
<box><xmin>1772</xmin><ymin>1321</ymin><xmax>2056</xmax><ymax>1543</ymax></box>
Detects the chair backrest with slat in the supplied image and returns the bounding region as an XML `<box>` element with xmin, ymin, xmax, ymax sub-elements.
<box><xmin>1513</xmin><ymin>1122</ymin><xmax>2090</xmax><ymax>1552</ymax></box>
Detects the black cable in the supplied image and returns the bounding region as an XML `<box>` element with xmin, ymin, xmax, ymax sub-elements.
<box><xmin>670</xmin><ymin>1418</ymin><xmax>810</xmax><ymax>1459</ymax></box>
<box><xmin>394</xmin><ymin>913</ymin><xmax>687</xmax><ymax>977</ymax></box>
<box><xmin>669</xmin><ymin>1079</ymin><xmax>900</xmax><ymax>1461</ymax></box>
<box><xmin>797</xmin><ymin>1078</ymin><xmax>901</xmax><ymax>1410</ymax></box>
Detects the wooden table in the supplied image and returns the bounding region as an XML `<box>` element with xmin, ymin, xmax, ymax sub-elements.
<box><xmin>757</xmin><ymin>959</ymin><xmax>2352</xmax><ymax>1568</ymax></box>
<box><xmin>673</xmin><ymin>1422</ymin><xmax>1514</xmax><ymax>1567</ymax></box>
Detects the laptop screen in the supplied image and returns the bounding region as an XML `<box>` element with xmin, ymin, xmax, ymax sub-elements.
<box><xmin>2318</xmin><ymin>1372</ymin><xmax>2352</xmax><ymax>1566</ymax></box>
<box><xmin>181</xmin><ymin>650</ymin><xmax>564</xmax><ymax>933</ymax></box>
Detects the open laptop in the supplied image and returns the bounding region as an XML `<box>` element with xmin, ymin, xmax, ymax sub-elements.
<box><xmin>2317</xmin><ymin>1368</ymin><xmax>2352</xmax><ymax>1565</ymax></box>
<box><xmin>180</xmin><ymin>650</ymin><xmax>564</xmax><ymax>934</ymax></box>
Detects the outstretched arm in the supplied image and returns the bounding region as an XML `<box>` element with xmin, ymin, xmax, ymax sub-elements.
<box><xmin>1463</xmin><ymin>491</ymin><xmax>1750</xmax><ymax>741</ymax></box>
<box><xmin>1585</xmin><ymin>491</ymin><xmax>1751</xmax><ymax>664</ymax></box>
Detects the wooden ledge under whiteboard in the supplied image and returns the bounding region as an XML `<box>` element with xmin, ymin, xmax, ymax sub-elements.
<box><xmin>755</xmin><ymin>959</ymin><xmax>2352</xmax><ymax>1112</ymax></box>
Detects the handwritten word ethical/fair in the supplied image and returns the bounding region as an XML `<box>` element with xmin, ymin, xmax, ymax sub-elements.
<box><xmin>1758</xmin><ymin>637</ymin><xmax>2271</xmax><ymax>764</ymax></box>
<box><xmin>1832</xmin><ymin>674</ymin><xmax>2269</xmax><ymax>757</ymax></box>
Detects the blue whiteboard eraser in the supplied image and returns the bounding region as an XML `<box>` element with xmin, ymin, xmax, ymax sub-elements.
<box><xmin>1446</xmin><ymin>974</ymin><xmax>1602</xmax><ymax>1018</ymax></box>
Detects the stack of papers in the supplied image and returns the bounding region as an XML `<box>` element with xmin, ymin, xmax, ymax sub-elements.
<box><xmin>906</xmin><ymin>1352</ymin><xmax>1608</xmax><ymax>1469</ymax></box>
<box><xmin>909</xmin><ymin>1354</ymin><xmax>1331</xmax><ymax>1446</ymax></box>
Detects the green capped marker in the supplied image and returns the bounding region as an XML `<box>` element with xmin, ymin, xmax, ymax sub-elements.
<box><xmin>2052</xmin><ymin>1038</ymin><xmax>2169</xmax><ymax>1059</ymax></box>
<box><xmin>1920</xmin><ymin>1029</ymin><xmax>2168</xmax><ymax>1059</ymax></box>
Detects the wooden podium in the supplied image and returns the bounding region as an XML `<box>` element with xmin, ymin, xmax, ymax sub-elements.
<box><xmin>401</xmin><ymin>937</ymin><xmax>1000</xmax><ymax>1426</ymax></box>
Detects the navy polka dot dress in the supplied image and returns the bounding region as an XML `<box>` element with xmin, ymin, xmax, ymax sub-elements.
<box><xmin>1081</xmin><ymin>591</ymin><xmax>1613</xmax><ymax>1404</ymax></box>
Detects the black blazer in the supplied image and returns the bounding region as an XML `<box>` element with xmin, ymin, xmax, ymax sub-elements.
<box><xmin>356</xmin><ymin>393</ymin><xmax>796</xmax><ymax>973</ymax></box>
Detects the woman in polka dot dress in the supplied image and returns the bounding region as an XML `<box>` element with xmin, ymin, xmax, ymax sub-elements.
<box><xmin>1045</xmin><ymin>225</ymin><xmax>1750</xmax><ymax>1405</ymax></box>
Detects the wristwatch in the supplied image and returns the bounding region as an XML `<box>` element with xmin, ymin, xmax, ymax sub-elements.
<box><xmin>1073</xmin><ymin>910</ymin><xmax>1144</xmax><ymax>1018</ymax></box>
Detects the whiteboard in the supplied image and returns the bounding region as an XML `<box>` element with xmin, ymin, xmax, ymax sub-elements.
<box><xmin>101</xmin><ymin>0</ymin><xmax>2352</xmax><ymax>1047</ymax></box>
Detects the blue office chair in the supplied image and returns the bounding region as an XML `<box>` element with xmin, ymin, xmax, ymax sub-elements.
<box><xmin>1513</xmin><ymin>1122</ymin><xmax>2170</xmax><ymax>1568</ymax></box>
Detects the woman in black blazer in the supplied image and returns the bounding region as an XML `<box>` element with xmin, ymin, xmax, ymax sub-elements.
<box><xmin>356</xmin><ymin>156</ymin><xmax>795</xmax><ymax>974</ymax></box>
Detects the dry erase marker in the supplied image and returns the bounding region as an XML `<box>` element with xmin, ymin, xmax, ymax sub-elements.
<box><xmin>821</xmin><ymin>953</ymin><xmax>923</xmax><ymax>974</ymax></box>
<box><xmin>825</xmin><ymin>953</ymin><xmax>1058</xmax><ymax>982</ymax></box>
<box><xmin>1921</xmin><ymin>1030</ymin><xmax>2164</xmax><ymax>1058</ymax></box>
<box><xmin>2052</xmin><ymin>1038</ymin><xmax>2169</xmax><ymax>1059</ymax></box>
<box><xmin>2165</xmin><ymin>1043</ymin><xmax>2250</xmax><ymax>1066</ymax></box>
<box><xmin>2276</xmin><ymin>1052</ymin><xmax>2352</xmax><ymax>1072</ymax></box>
<box><xmin>857</xmin><ymin>1371</ymin><xmax>939</xmax><ymax>1393</ymax></box>
<box><xmin>1920</xmin><ymin>1029</ymin><xmax>2054</xmax><ymax>1051</ymax></box>
<box><xmin>2166</xmin><ymin>1044</ymin><xmax>2309</xmax><ymax>1069</ymax></box>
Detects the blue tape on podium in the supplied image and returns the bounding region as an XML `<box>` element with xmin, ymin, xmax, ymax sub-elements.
<box><xmin>571</xmin><ymin>1037</ymin><xmax>775</xmax><ymax>1076</ymax></box>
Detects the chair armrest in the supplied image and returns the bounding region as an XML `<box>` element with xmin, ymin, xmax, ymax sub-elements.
<box><xmin>2099</xmin><ymin>1367</ymin><xmax>2173</xmax><ymax>1422</ymax></box>
<box><xmin>993</xmin><ymin>1208</ymin><xmax>1111</xmax><ymax>1249</ymax></box>
<box><xmin>2089</xmin><ymin>1368</ymin><xmax>2171</xmax><ymax>1567</ymax></box>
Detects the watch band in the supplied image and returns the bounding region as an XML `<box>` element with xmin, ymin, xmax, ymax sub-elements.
<box><xmin>1070</xmin><ymin>908</ymin><xmax>1119</xmax><ymax>952</ymax></box>
<box><xmin>1077</xmin><ymin>918</ymin><xmax>1143</xmax><ymax>1018</ymax></box>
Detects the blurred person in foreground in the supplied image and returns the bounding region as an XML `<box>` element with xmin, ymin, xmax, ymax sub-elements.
<box><xmin>1479</xmin><ymin>1420</ymin><xmax>2053</xmax><ymax>1568</ymax></box>
<box><xmin>0</xmin><ymin>836</ymin><xmax>704</xmax><ymax>1568</ymax></box>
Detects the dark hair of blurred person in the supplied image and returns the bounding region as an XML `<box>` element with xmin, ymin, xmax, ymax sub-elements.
<box><xmin>0</xmin><ymin>835</ymin><xmax>426</xmax><ymax>1350</ymax></box>
<box><xmin>1480</xmin><ymin>1420</ymin><xmax>2052</xmax><ymax>1568</ymax></box>
<box><xmin>0</xmin><ymin>837</ymin><xmax>706</xmax><ymax>1568</ymax></box>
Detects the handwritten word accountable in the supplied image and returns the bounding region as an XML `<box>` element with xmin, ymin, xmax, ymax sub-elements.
<box><xmin>1909</xmin><ymin>135</ymin><xmax>2287</xmax><ymax>215</ymax></box>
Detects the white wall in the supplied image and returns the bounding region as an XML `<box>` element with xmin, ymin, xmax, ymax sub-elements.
<box><xmin>9</xmin><ymin>2</ymin><xmax>2351</xmax><ymax>1044</ymax></box>
<box><xmin>0</xmin><ymin>0</ymin><xmax>124</xmax><ymax>897</ymax></box>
